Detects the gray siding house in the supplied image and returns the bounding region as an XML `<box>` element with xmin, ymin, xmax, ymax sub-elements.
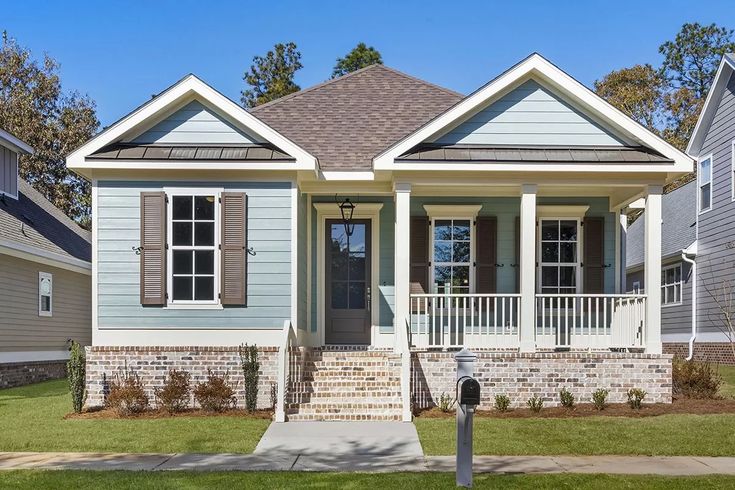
<box><xmin>0</xmin><ymin>129</ymin><xmax>92</xmax><ymax>387</ymax></box>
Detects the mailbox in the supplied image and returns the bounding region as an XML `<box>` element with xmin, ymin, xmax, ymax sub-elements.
<box><xmin>457</xmin><ymin>376</ymin><xmax>481</xmax><ymax>407</ymax></box>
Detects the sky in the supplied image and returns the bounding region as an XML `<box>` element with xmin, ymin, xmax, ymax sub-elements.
<box><xmin>3</xmin><ymin>0</ymin><xmax>735</xmax><ymax>127</ymax></box>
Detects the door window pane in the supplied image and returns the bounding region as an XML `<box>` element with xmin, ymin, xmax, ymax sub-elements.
<box><xmin>349</xmin><ymin>282</ymin><xmax>365</xmax><ymax>309</ymax></box>
<box><xmin>349</xmin><ymin>254</ymin><xmax>366</xmax><ymax>281</ymax></box>
<box><xmin>329</xmin><ymin>221</ymin><xmax>368</xmax><ymax>310</ymax></box>
<box><xmin>331</xmin><ymin>282</ymin><xmax>348</xmax><ymax>309</ymax></box>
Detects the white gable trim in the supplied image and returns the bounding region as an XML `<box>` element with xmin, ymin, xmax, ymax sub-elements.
<box><xmin>687</xmin><ymin>55</ymin><xmax>735</xmax><ymax>156</ymax></box>
<box><xmin>67</xmin><ymin>75</ymin><xmax>317</xmax><ymax>172</ymax></box>
<box><xmin>0</xmin><ymin>128</ymin><xmax>34</xmax><ymax>155</ymax></box>
<box><xmin>374</xmin><ymin>53</ymin><xmax>692</xmax><ymax>174</ymax></box>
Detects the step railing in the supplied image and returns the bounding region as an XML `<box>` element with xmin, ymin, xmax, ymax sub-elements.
<box><xmin>535</xmin><ymin>294</ymin><xmax>647</xmax><ymax>350</ymax></box>
<box><xmin>409</xmin><ymin>294</ymin><xmax>521</xmax><ymax>349</ymax></box>
<box><xmin>275</xmin><ymin>319</ymin><xmax>301</xmax><ymax>423</ymax></box>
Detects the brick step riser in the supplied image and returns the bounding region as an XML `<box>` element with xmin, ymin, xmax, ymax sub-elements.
<box><xmin>288</xmin><ymin>397</ymin><xmax>401</xmax><ymax>405</ymax></box>
<box><xmin>287</xmin><ymin>415</ymin><xmax>402</xmax><ymax>421</ymax></box>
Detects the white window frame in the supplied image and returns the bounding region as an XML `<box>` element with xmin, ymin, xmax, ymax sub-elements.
<box><xmin>429</xmin><ymin>216</ymin><xmax>475</xmax><ymax>295</ymax></box>
<box><xmin>698</xmin><ymin>154</ymin><xmax>713</xmax><ymax>214</ymax></box>
<box><xmin>38</xmin><ymin>271</ymin><xmax>52</xmax><ymax>317</ymax></box>
<box><xmin>661</xmin><ymin>263</ymin><xmax>683</xmax><ymax>307</ymax></box>
<box><xmin>537</xmin><ymin>217</ymin><xmax>582</xmax><ymax>295</ymax></box>
<box><xmin>165</xmin><ymin>187</ymin><xmax>223</xmax><ymax>308</ymax></box>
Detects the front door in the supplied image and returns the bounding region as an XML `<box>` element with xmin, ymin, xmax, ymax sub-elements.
<box><xmin>325</xmin><ymin>219</ymin><xmax>371</xmax><ymax>344</ymax></box>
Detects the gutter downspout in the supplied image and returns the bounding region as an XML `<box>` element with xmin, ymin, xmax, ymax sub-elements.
<box><xmin>681</xmin><ymin>248</ymin><xmax>697</xmax><ymax>360</ymax></box>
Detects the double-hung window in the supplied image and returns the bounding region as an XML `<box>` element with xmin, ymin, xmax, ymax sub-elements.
<box><xmin>169</xmin><ymin>192</ymin><xmax>219</xmax><ymax>305</ymax></box>
<box><xmin>699</xmin><ymin>155</ymin><xmax>712</xmax><ymax>213</ymax></box>
<box><xmin>661</xmin><ymin>264</ymin><xmax>682</xmax><ymax>306</ymax></box>
<box><xmin>38</xmin><ymin>272</ymin><xmax>52</xmax><ymax>317</ymax></box>
<box><xmin>432</xmin><ymin>219</ymin><xmax>472</xmax><ymax>295</ymax></box>
<box><xmin>539</xmin><ymin>219</ymin><xmax>580</xmax><ymax>294</ymax></box>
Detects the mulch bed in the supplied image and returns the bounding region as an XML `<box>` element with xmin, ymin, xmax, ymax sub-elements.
<box><xmin>64</xmin><ymin>408</ymin><xmax>274</xmax><ymax>420</ymax></box>
<box><xmin>416</xmin><ymin>397</ymin><xmax>735</xmax><ymax>419</ymax></box>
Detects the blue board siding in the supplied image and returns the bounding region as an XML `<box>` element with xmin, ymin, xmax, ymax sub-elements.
<box><xmin>97</xmin><ymin>180</ymin><xmax>292</xmax><ymax>329</ymax></box>
<box><xmin>435</xmin><ymin>80</ymin><xmax>628</xmax><ymax>147</ymax></box>
<box><xmin>130</xmin><ymin>101</ymin><xmax>264</xmax><ymax>145</ymax></box>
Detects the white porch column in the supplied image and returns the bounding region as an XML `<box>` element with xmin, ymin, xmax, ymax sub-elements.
<box><xmin>393</xmin><ymin>183</ymin><xmax>412</xmax><ymax>422</ymax></box>
<box><xmin>519</xmin><ymin>184</ymin><xmax>537</xmax><ymax>353</ymax></box>
<box><xmin>644</xmin><ymin>185</ymin><xmax>663</xmax><ymax>354</ymax></box>
<box><xmin>615</xmin><ymin>210</ymin><xmax>628</xmax><ymax>293</ymax></box>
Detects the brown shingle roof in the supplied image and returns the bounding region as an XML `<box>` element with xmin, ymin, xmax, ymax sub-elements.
<box><xmin>250</xmin><ymin>64</ymin><xmax>463</xmax><ymax>171</ymax></box>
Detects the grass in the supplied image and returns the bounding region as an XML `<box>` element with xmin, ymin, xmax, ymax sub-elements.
<box><xmin>2</xmin><ymin>471</ymin><xmax>735</xmax><ymax>490</ymax></box>
<box><xmin>415</xmin><ymin>414</ymin><xmax>735</xmax><ymax>456</ymax></box>
<box><xmin>719</xmin><ymin>364</ymin><xmax>735</xmax><ymax>399</ymax></box>
<box><xmin>0</xmin><ymin>380</ymin><xmax>270</xmax><ymax>453</ymax></box>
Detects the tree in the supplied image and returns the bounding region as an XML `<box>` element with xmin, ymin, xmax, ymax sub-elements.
<box><xmin>594</xmin><ymin>64</ymin><xmax>665</xmax><ymax>132</ymax></box>
<box><xmin>331</xmin><ymin>42</ymin><xmax>383</xmax><ymax>78</ymax></box>
<box><xmin>0</xmin><ymin>32</ymin><xmax>98</xmax><ymax>228</ymax></box>
<box><xmin>241</xmin><ymin>42</ymin><xmax>302</xmax><ymax>108</ymax></box>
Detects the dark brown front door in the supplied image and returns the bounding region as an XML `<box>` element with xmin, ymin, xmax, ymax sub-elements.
<box><xmin>325</xmin><ymin>219</ymin><xmax>371</xmax><ymax>344</ymax></box>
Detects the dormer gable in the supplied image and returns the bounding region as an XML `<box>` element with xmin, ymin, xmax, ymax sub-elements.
<box><xmin>0</xmin><ymin>128</ymin><xmax>34</xmax><ymax>200</ymax></box>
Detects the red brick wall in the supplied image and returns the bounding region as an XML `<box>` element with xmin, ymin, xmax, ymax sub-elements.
<box><xmin>0</xmin><ymin>360</ymin><xmax>66</xmax><ymax>388</ymax></box>
<box><xmin>664</xmin><ymin>342</ymin><xmax>735</xmax><ymax>365</ymax></box>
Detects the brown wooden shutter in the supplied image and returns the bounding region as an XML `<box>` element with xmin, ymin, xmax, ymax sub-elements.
<box><xmin>514</xmin><ymin>216</ymin><xmax>521</xmax><ymax>293</ymax></box>
<box><xmin>475</xmin><ymin>217</ymin><xmax>497</xmax><ymax>293</ymax></box>
<box><xmin>410</xmin><ymin>217</ymin><xmax>430</xmax><ymax>295</ymax></box>
<box><xmin>583</xmin><ymin>217</ymin><xmax>605</xmax><ymax>294</ymax></box>
<box><xmin>221</xmin><ymin>192</ymin><xmax>248</xmax><ymax>305</ymax></box>
<box><xmin>140</xmin><ymin>192</ymin><xmax>167</xmax><ymax>305</ymax></box>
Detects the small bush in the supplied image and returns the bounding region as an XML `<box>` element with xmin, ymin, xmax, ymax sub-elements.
<box><xmin>592</xmin><ymin>388</ymin><xmax>609</xmax><ymax>410</ymax></box>
<box><xmin>194</xmin><ymin>370</ymin><xmax>236</xmax><ymax>412</ymax></box>
<box><xmin>154</xmin><ymin>369</ymin><xmax>191</xmax><ymax>413</ymax></box>
<box><xmin>239</xmin><ymin>344</ymin><xmax>260</xmax><ymax>412</ymax></box>
<box><xmin>527</xmin><ymin>395</ymin><xmax>543</xmax><ymax>413</ymax></box>
<box><xmin>494</xmin><ymin>394</ymin><xmax>511</xmax><ymax>412</ymax></box>
<box><xmin>67</xmin><ymin>340</ymin><xmax>86</xmax><ymax>413</ymax></box>
<box><xmin>438</xmin><ymin>392</ymin><xmax>456</xmax><ymax>413</ymax></box>
<box><xmin>559</xmin><ymin>388</ymin><xmax>575</xmax><ymax>408</ymax></box>
<box><xmin>627</xmin><ymin>388</ymin><xmax>647</xmax><ymax>409</ymax></box>
<box><xmin>107</xmin><ymin>365</ymin><xmax>149</xmax><ymax>416</ymax></box>
<box><xmin>672</xmin><ymin>357</ymin><xmax>722</xmax><ymax>399</ymax></box>
<box><xmin>270</xmin><ymin>382</ymin><xmax>278</xmax><ymax>411</ymax></box>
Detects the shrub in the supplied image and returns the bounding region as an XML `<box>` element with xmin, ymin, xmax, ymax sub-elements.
<box><xmin>106</xmin><ymin>365</ymin><xmax>149</xmax><ymax>416</ymax></box>
<box><xmin>154</xmin><ymin>369</ymin><xmax>191</xmax><ymax>413</ymax></box>
<box><xmin>527</xmin><ymin>395</ymin><xmax>543</xmax><ymax>413</ymax></box>
<box><xmin>194</xmin><ymin>370</ymin><xmax>235</xmax><ymax>412</ymax></box>
<box><xmin>559</xmin><ymin>388</ymin><xmax>575</xmax><ymax>408</ymax></box>
<box><xmin>592</xmin><ymin>388</ymin><xmax>609</xmax><ymax>410</ymax></box>
<box><xmin>494</xmin><ymin>394</ymin><xmax>511</xmax><ymax>412</ymax></box>
<box><xmin>672</xmin><ymin>357</ymin><xmax>722</xmax><ymax>399</ymax></box>
<box><xmin>438</xmin><ymin>392</ymin><xmax>456</xmax><ymax>413</ymax></box>
<box><xmin>239</xmin><ymin>344</ymin><xmax>260</xmax><ymax>412</ymax></box>
<box><xmin>67</xmin><ymin>340</ymin><xmax>86</xmax><ymax>413</ymax></box>
<box><xmin>270</xmin><ymin>382</ymin><xmax>278</xmax><ymax>411</ymax></box>
<box><xmin>627</xmin><ymin>388</ymin><xmax>647</xmax><ymax>409</ymax></box>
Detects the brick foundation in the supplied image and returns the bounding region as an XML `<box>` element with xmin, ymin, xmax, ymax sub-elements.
<box><xmin>85</xmin><ymin>346</ymin><xmax>278</xmax><ymax>409</ymax></box>
<box><xmin>664</xmin><ymin>342</ymin><xmax>735</xmax><ymax>365</ymax></box>
<box><xmin>0</xmin><ymin>360</ymin><xmax>67</xmax><ymax>389</ymax></box>
<box><xmin>411</xmin><ymin>351</ymin><xmax>672</xmax><ymax>409</ymax></box>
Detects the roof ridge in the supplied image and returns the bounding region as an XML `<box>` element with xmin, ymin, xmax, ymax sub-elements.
<box><xmin>251</xmin><ymin>64</ymin><xmax>462</xmax><ymax>113</ymax></box>
<box><xmin>18</xmin><ymin>179</ymin><xmax>91</xmax><ymax>243</ymax></box>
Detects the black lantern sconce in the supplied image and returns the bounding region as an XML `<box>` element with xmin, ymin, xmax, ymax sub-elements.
<box><xmin>337</xmin><ymin>196</ymin><xmax>356</xmax><ymax>236</ymax></box>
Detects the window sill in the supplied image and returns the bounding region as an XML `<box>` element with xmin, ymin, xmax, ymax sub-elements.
<box><xmin>164</xmin><ymin>304</ymin><xmax>224</xmax><ymax>310</ymax></box>
<box><xmin>662</xmin><ymin>302</ymin><xmax>682</xmax><ymax>308</ymax></box>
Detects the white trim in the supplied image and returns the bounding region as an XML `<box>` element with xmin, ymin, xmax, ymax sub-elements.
<box><xmin>314</xmin><ymin>202</ymin><xmax>383</xmax><ymax>346</ymax></box>
<box><xmin>374</xmin><ymin>53</ymin><xmax>692</xmax><ymax>174</ymax></box>
<box><xmin>661</xmin><ymin>262</ymin><xmax>683</xmax><ymax>307</ymax></box>
<box><xmin>731</xmin><ymin>141</ymin><xmax>735</xmax><ymax>202</ymax></box>
<box><xmin>687</xmin><ymin>55</ymin><xmax>735</xmax><ymax>156</ymax></box>
<box><xmin>698</xmin><ymin>154</ymin><xmax>713</xmax><ymax>214</ymax></box>
<box><xmin>422</xmin><ymin>204</ymin><xmax>482</xmax><ymax>218</ymax></box>
<box><xmin>38</xmin><ymin>271</ymin><xmax>53</xmax><ymax>317</ymax></box>
<box><xmin>306</xmin><ymin>193</ymin><xmax>313</xmax><ymax>341</ymax></box>
<box><xmin>291</xmin><ymin>183</ymin><xmax>299</xmax><ymax>330</ymax></box>
<box><xmin>0</xmin><ymin>128</ymin><xmax>34</xmax><ymax>155</ymax></box>
<box><xmin>0</xmin><ymin>350</ymin><xmax>70</xmax><ymax>363</ymax></box>
<box><xmin>321</xmin><ymin>171</ymin><xmax>375</xmax><ymax>181</ymax></box>
<box><xmin>0</xmin><ymin>150</ymin><xmax>20</xmax><ymax>200</ymax></box>
<box><xmin>92</xmin><ymin>179</ymin><xmax>99</xmax><ymax>342</ymax></box>
<box><xmin>0</xmin><ymin>240</ymin><xmax>91</xmax><ymax>275</ymax></box>
<box><xmin>66</xmin><ymin>75</ymin><xmax>317</xmax><ymax>172</ymax></box>
<box><xmin>536</xmin><ymin>205</ymin><xmax>589</xmax><ymax>218</ymax></box>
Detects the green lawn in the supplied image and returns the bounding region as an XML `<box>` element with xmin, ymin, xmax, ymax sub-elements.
<box><xmin>2</xmin><ymin>471</ymin><xmax>735</xmax><ymax>490</ymax></box>
<box><xmin>0</xmin><ymin>380</ymin><xmax>270</xmax><ymax>453</ymax></box>
<box><xmin>719</xmin><ymin>364</ymin><xmax>735</xmax><ymax>399</ymax></box>
<box><xmin>416</xmin><ymin>414</ymin><xmax>735</xmax><ymax>456</ymax></box>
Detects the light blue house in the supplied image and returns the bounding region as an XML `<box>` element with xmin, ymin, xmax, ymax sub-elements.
<box><xmin>68</xmin><ymin>54</ymin><xmax>691</xmax><ymax>421</ymax></box>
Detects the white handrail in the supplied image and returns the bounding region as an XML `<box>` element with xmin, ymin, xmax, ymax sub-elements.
<box><xmin>275</xmin><ymin>319</ymin><xmax>298</xmax><ymax>423</ymax></box>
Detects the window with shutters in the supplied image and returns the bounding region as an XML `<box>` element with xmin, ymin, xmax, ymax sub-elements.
<box><xmin>430</xmin><ymin>218</ymin><xmax>473</xmax><ymax>294</ymax></box>
<box><xmin>661</xmin><ymin>263</ymin><xmax>682</xmax><ymax>306</ymax></box>
<box><xmin>167</xmin><ymin>190</ymin><xmax>221</xmax><ymax>305</ymax></box>
<box><xmin>538</xmin><ymin>219</ymin><xmax>581</xmax><ymax>294</ymax></box>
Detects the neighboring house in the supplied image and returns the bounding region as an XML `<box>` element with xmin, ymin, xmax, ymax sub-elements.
<box><xmin>0</xmin><ymin>129</ymin><xmax>92</xmax><ymax>388</ymax></box>
<box><xmin>67</xmin><ymin>53</ymin><xmax>691</xmax><ymax>421</ymax></box>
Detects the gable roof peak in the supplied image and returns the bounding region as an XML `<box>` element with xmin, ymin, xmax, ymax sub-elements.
<box><xmin>687</xmin><ymin>54</ymin><xmax>735</xmax><ymax>156</ymax></box>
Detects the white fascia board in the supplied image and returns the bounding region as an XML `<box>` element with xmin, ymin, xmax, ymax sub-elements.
<box><xmin>0</xmin><ymin>239</ymin><xmax>92</xmax><ymax>275</ymax></box>
<box><xmin>374</xmin><ymin>53</ymin><xmax>693</xmax><ymax>173</ymax></box>
<box><xmin>320</xmin><ymin>171</ymin><xmax>375</xmax><ymax>180</ymax></box>
<box><xmin>66</xmin><ymin>75</ymin><xmax>317</xmax><ymax>171</ymax></box>
<box><xmin>686</xmin><ymin>56</ymin><xmax>735</xmax><ymax>156</ymax></box>
<box><xmin>0</xmin><ymin>128</ymin><xmax>34</xmax><ymax>155</ymax></box>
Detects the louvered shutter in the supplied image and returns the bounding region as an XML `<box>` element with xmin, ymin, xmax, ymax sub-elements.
<box><xmin>140</xmin><ymin>192</ymin><xmax>167</xmax><ymax>305</ymax></box>
<box><xmin>410</xmin><ymin>217</ymin><xmax>430</xmax><ymax>295</ymax></box>
<box><xmin>221</xmin><ymin>192</ymin><xmax>248</xmax><ymax>305</ymax></box>
<box><xmin>476</xmin><ymin>217</ymin><xmax>497</xmax><ymax>293</ymax></box>
<box><xmin>583</xmin><ymin>217</ymin><xmax>605</xmax><ymax>294</ymax></box>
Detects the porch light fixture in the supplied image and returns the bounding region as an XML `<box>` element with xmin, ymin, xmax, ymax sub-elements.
<box><xmin>337</xmin><ymin>196</ymin><xmax>356</xmax><ymax>236</ymax></box>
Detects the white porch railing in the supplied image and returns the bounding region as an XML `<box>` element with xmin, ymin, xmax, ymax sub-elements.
<box><xmin>275</xmin><ymin>319</ymin><xmax>303</xmax><ymax>423</ymax></box>
<box><xmin>409</xmin><ymin>294</ymin><xmax>521</xmax><ymax>349</ymax></box>
<box><xmin>535</xmin><ymin>294</ymin><xmax>646</xmax><ymax>350</ymax></box>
